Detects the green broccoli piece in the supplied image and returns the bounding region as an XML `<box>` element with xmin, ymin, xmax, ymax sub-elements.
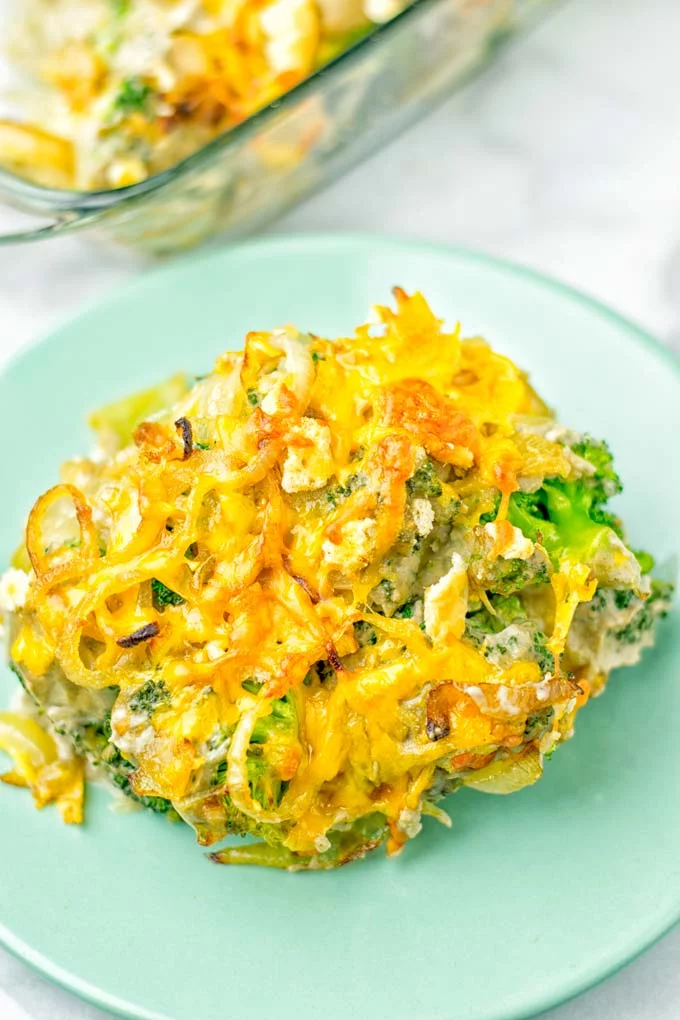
<box><xmin>614</xmin><ymin>589</ymin><xmax>635</xmax><ymax>610</ymax></box>
<box><xmin>465</xmin><ymin>594</ymin><xmax>526</xmax><ymax>643</ymax></box>
<box><xmin>210</xmin><ymin>811</ymin><xmax>388</xmax><ymax>869</ymax></box>
<box><xmin>634</xmin><ymin>549</ymin><xmax>655</xmax><ymax>575</ymax></box>
<box><xmin>613</xmin><ymin>579</ymin><xmax>674</xmax><ymax>646</ymax></box>
<box><xmin>69</xmin><ymin>712</ymin><xmax>179</xmax><ymax>819</ymax></box>
<box><xmin>407</xmin><ymin>459</ymin><xmax>443</xmax><ymax>498</ymax></box>
<box><xmin>109</xmin><ymin>761</ymin><xmax>178</xmax><ymax>817</ymax></box>
<box><xmin>151</xmin><ymin>578</ymin><xmax>185</xmax><ymax>609</ymax></box>
<box><xmin>129</xmin><ymin>679</ymin><xmax>170</xmax><ymax>716</ymax></box>
<box><xmin>479</xmin><ymin>492</ymin><xmax>501</xmax><ymax>524</ymax></box>
<box><xmin>508</xmin><ymin>479</ymin><xmax>615</xmax><ymax>567</ymax></box>
<box><xmin>571</xmin><ymin>436</ymin><xmax>622</xmax><ymax>503</ymax></box>
<box><xmin>506</xmin><ymin>435</ymin><xmax>629</xmax><ymax>567</ymax></box>
<box><xmin>114</xmin><ymin>77</ymin><xmax>152</xmax><ymax>115</ymax></box>
<box><xmin>88</xmin><ymin>372</ymin><xmax>188</xmax><ymax>453</ymax></box>
<box><xmin>524</xmin><ymin>707</ymin><xmax>555</xmax><ymax>740</ymax></box>
<box><xmin>393</xmin><ymin>598</ymin><xmax>416</xmax><ymax>620</ymax></box>
<box><xmin>212</xmin><ymin>694</ymin><xmax>301</xmax><ymax>814</ymax></box>
<box><xmin>241</xmin><ymin>677</ymin><xmax>263</xmax><ymax>694</ymax></box>
<box><xmin>353</xmin><ymin>620</ymin><xmax>378</xmax><ymax>646</ymax></box>
<box><xmin>470</xmin><ymin>523</ymin><xmax>551</xmax><ymax>594</ymax></box>
<box><xmin>326</xmin><ymin>473</ymin><xmax>367</xmax><ymax>508</ymax></box>
<box><xmin>532</xmin><ymin>631</ymin><xmax>555</xmax><ymax>674</ymax></box>
<box><xmin>250</xmin><ymin>694</ymin><xmax>296</xmax><ymax>743</ymax></box>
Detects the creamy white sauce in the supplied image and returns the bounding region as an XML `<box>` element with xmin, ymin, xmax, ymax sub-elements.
<box><xmin>0</xmin><ymin>568</ymin><xmax>31</xmax><ymax>613</ymax></box>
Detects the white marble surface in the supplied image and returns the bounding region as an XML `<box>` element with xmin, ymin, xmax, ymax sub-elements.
<box><xmin>0</xmin><ymin>0</ymin><xmax>679</xmax><ymax>1017</ymax></box>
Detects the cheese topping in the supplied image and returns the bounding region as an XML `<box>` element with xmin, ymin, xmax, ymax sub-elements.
<box><xmin>423</xmin><ymin>553</ymin><xmax>469</xmax><ymax>643</ymax></box>
<box><xmin>4</xmin><ymin>288</ymin><xmax>669</xmax><ymax>868</ymax></box>
<box><xmin>281</xmin><ymin>417</ymin><xmax>334</xmax><ymax>494</ymax></box>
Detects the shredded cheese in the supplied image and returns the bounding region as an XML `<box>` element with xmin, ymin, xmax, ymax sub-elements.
<box><xmin>4</xmin><ymin>288</ymin><xmax>656</xmax><ymax>867</ymax></box>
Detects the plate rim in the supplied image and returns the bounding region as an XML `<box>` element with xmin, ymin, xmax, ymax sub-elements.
<box><xmin>3</xmin><ymin>232</ymin><xmax>679</xmax><ymax>385</ymax></box>
<box><xmin>0</xmin><ymin>232</ymin><xmax>678</xmax><ymax>1020</ymax></box>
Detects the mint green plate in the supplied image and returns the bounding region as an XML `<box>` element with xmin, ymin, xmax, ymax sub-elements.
<box><xmin>0</xmin><ymin>236</ymin><xmax>678</xmax><ymax>1020</ymax></box>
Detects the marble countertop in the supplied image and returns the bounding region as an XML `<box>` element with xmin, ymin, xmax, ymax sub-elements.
<box><xmin>1</xmin><ymin>0</ymin><xmax>679</xmax><ymax>1016</ymax></box>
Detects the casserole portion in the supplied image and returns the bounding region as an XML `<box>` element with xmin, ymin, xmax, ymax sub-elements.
<box><xmin>1</xmin><ymin>289</ymin><xmax>671</xmax><ymax>868</ymax></box>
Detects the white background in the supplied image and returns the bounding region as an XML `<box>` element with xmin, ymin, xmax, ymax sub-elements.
<box><xmin>1</xmin><ymin>0</ymin><xmax>679</xmax><ymax>1016</ymax></box>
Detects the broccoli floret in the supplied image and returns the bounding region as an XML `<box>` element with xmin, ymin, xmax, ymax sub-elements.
<box><xmin>151</xmin><ymin>578</ymin><xmax>185</xmax><ymax>609</ymax></box>
<box><xmin>223</xmin><ymin>693</ymin><xmax>301</xmax><ymax>813</ymax></box>
<box><xmin>354</xmin><ymin>620</ymin><xmax>378</xmax><ymax>646</ymax></box>
<box><xmin>394</xmin><ymin>598</ymin><xmax>416</xmax><ymax>620</ymax></box>
<box><xmin>210</xmin><ymin>810</ymin><xmax>388</xmax><ymax>869</ymax></box>
<box><xmin>208</xmin><ymin>694</ymin><xmax>301</xmax><ymax>822</ymax></box>
<box><xmin>589</xmin><ymin>505</ymin><xmax>624</xmax><ymax>538</ymax></box>
<box><xmin>507</xmin><ymin>436</ymin><xmax>628</xmax><ymax>567</ymax></box>
<box><xmin>613</xmin><ymin>579</ymin><xmax>674</xmax><ymax>645</ymax></box>
<box><xmin>614</xmin><ymin>589</ymin><xmax>635</xmax><ymax>610</ymax></box>
<box><xmin>465</xmin><ymin>598</ymin><xmax>556</xmax><ymax>673</ymax></box>
<box><xmin>571</xmin><ymin>436</ymin><xmax>622</xmax><ymax>503</ymax></box>
<box><xmin>326</xmin><ymin>473</ymin><xmax>367</xmax><ymax>508</ymax></box>
<box><xmin>406</xmin><ymin>459</ymin><xmax>443</xmax><ymax>498</ymax></box>
<box><xmin>70</xmin><ymin>714</ymin><xmax>179</xmax><ymax>819</ymax></box>
<box><xmin>113</xmin><ymin>77</ymin><xmax>152</xmax><ymax>115</ymax></box>
<box><xmin>479</xmin><ymin>492</ymin><xmax>501</xmax><ymax>524</ymax></box>
<box><xmin>129</xmin><ymin>679</ymin><xmax>170</xmax><ymax>716</ymax></box>
<box><xmin>524</xmin><ymin>707</ymin><xmax>555</xmax><ymax>740</ymax></box>
<box><xmin>634</xmin><ymin>549</ymin><xmax>655</xmax><ymax>575</ymax></box>
<box><xmin>470</xmin><ymin>526</ymin><xmax>551</xmax><ymax>594</ymax></box>
<box><xmin>216</xmin><ymin>796</ymin><xmax>290</xmax><ymax>850</ymax></box>
<box><xmin>241</xmin><ymin>677</ymin><xmax>263</xmax><ymax>694</ymax></box>
<box><xmin>109</xmin><ymin>759</ymin><xmax>178</xmax><ymax>817</ymax></box>
<box><xmin>488</xmin><ymin>556</ymin><xmax>550</xmax><ymax>595</ymax></box>
<box><xmin>250</xmin><ymin>693</ymin><xmax>297</xmax><ymax>742</ymax></box>
<box><xmin>465</xmin><ymin>594</ymin><xmax>526</xmax><ymax>641</ymax></box>
<box><xmin>508</xmin><ymin>478</ymin><xmax>616</xmax><ymax>567</ymax></box>
<box><xmin>532</xmin><ymin>631</ymin><xmax>555</xmax><ymax>674</ymax></box>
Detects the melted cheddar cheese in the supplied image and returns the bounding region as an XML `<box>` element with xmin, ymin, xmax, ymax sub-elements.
<box><xmin>4</xmin><ymin>289</ymin><xmax>665</xmax><ymax>869</ymax></box>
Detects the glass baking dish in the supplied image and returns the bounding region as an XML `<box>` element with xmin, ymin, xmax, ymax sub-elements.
<box><xmin>0</xmin><ymin>0</ymin><xmax>556</xmax><ymax>254</ymax></box>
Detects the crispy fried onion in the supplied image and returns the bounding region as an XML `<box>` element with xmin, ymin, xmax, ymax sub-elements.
<box><xmin>26</xmin><ymin>484</ymin><xmax>100</xmax><ymax>588</ymax></box>
<box><xmin>28</xmin><ymin>469</ymin><xmax>286</xmax><ymax>690</ymax></box>
<box><xmin>426</xmin><ymin>674</ymin><xmax>577</xmax><ymax>740</ymax></box>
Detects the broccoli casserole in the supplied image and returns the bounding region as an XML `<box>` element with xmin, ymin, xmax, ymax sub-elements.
<box><xmin>0</xmin><ymin>290</ymin><xmax>672</xmax><ymax>869</ymax></box>
<box><xmin>0</xmin><ymin>0</ymin><xmax>408</xmax><ymax>189</ymax></box>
